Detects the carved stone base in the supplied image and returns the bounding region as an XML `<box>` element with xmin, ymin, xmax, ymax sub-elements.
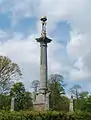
<box><xmin>33</xmin><ymin>102</ymin><xmax>45</xmax><ymax>111</ymax></box>
<box><xmin>33</xmin><ymin>93</ymin><xmax>50</xmax><ymax>111</ymax></box>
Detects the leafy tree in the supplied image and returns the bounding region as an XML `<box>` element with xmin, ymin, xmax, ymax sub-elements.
<box><xmin>78</xmin><ymin>91</ymin><xmax>89</xmax><ymax>111</ymax></box>
<box><xmin>59</xmin><ymin>95</ymin><xmax>69</xmax><ymax>112</ymax></box>
<box><xmin>10</xmin><ymin>82</ymin><xmax>25</xmax><ymax>111</ymax></box>
<box><xmin>0</xmin><ymin>56</ymin><xmax>22</xmax><ymax>94</ymax></box>
<box><xmin>85</xmin><ymin>95</ymin><xmax>91</xmax><ymax>112</ymax></box>
<box><xmin>0</xmin><ymin>94</ymin><xmax>11</xmax><ymax>110</ymax></box>
<box><xmin>79</xmin><ymin>91</ymin><xmax>89</xmax><ymax>99</ymax></box>
<box><xmin>23</xmin><ymin>91</ymin><xmax>33</xmax><ymax>110</ymax></box>
<box><xmin>10</xmin><ymin>82</ymin><xmax>33</xmax><ymax>111</ymax></box>
<box><xmin>76</xmin><ymin>92</ymin><xmax>91</xmax><ymax>112</ymax></box>
<box><xmin>48</xmin><ymin>74</ymin><xmax>67</xmax><ymax>111</ymax></box>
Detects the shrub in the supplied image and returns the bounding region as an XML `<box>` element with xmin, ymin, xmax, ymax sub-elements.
<box><xmin>0</xmin><ymin>110</ymin><xmax>91</xmax><ymax>120</ymax></box>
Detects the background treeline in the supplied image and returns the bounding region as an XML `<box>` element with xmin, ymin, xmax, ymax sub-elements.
<box><xmin>0</xmin><ymin>55</ymin><xmax>91</xmax><ymax>113</ymax></box>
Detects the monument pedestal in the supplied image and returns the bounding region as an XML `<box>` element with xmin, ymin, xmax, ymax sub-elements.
<box><xmin>33</xmin><ymin>102</ymin><xmax>45</xmax><ymax>111</ymax></box>
<box><xmin>33</xmin><ymin>91</ymin><xmax>50</xmax><ymax>110</ymax></box>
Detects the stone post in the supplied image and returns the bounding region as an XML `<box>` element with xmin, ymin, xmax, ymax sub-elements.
<box><xmin>11</xmin><ymin>97</ymin><xmax>14</xmax><ymax>111</ymax></box>
<box><xmin>69</xmin><ymin>95</ymin><xmax>74</xmax><ymax>112</ymax></box>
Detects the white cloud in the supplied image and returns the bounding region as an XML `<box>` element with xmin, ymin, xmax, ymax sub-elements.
<box><xmin>0</xmin><ymin>32</ymin><xmax>68</xmax><ymax>89</ymax></box>
<box><xmin>69</xmin><ymin>58</ymin><xmax>91</xmax><ymax>81</ymax></box>
<box><xmin>0</xmin><ymin>0</ymin><xmax>91</xmax><ymax>86</ymax></box>
<box><xmin>67</xmin><ymin>32</ymin><xmax>91</xmax><ymax>81</ymax></box>
<box><xmin>67</xmin><ymin>33</ymin><xmax>90</xmax><ymax>59</ymax></box>
<box><xmin>0</xmin><ymin>0</ymin><xmax>89</xmax><ymax>31</ymax></box>
<box><xmin>0</xmin><ymin>30</ymin><xmax>10</xmax><ymax>41</ymax></box>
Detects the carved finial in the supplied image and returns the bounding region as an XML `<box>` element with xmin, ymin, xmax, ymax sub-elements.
<box><xmin>40</xmin><ymin>16</ymin><xmax>47</xmax><ymax>22</ymax></box>
<box><xmin>40</xmin><ymin>16</ymin><xmax>47</xmax><ymax>39</ymax></box>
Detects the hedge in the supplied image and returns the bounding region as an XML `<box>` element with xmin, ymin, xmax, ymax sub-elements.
<box><xmin>0</xmin><ymin>110</ymin><xmax>91</xmax><ymax>120</ymax></box>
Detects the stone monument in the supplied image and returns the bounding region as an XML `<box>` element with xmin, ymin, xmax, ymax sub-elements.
<box><xmin>10</xmin><ymin>97</ymin><xmax>14</xmax><ymax>111</ymax></box>
<box><xmin>33</xmin><ymin>16</ymin><xmax>52</xmax><ymax>110</ymax></box>
<box><xmin>69</xmin><ymin>95</ymin><xmax>74</xmax><ymax>112</ymax></box>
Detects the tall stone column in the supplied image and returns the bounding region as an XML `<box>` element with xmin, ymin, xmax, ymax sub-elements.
<box><xmin>40</xmin><ymin>42</ymin><xmax>47</xmax><ymax>90</ymax></box>
<box><xmin>33</xmin><ymin>16</ymin><xmax>52</xmax><ymax>110</ymax></box>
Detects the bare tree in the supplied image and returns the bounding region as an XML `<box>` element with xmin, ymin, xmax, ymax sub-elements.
<box><xmin>31</xmin><ymin>80</ymin><xmax>40</xmax><ymax>92</ymax></box>
<box><xmin>31</xmin><ymin>80</ymin><xmax>40</xmax><ymax>101</ymax></box>
<box><xmin>70</xmin><ymin>85</ymin><xmax>82</xmax><ymax>99</ymax></box>
<box><xmin>70</xmin><ymin>84</ymin><xmax>82</xmax><ymax>108</ymax></box>
<box><xmin>0</xmin><ymin>56</ymin><xmax>22</xmax><ymax>94</ymax></box>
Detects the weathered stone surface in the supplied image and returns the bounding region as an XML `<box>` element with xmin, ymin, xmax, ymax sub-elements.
<box><xmin>11</xmin><ymin>97</ymin><xmax>14</xmax><ymax>111</ymax></box>
<box><xmin>69</xmin><ymin>96</ymin><xmax>74</xmax><ymax>112</ymax></box>
<box><xmin>33</xmin><ymin>103</ymin><xmax>45</xmax><ymax>111</ymax></box>
<box><xmin>33</xmin><ymin>17</ymin><xmax>52</xmax><ymax>110</ymax></box>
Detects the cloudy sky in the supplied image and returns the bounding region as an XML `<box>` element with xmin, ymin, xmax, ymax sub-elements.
<box><xmin>0</xmin><ymin>0</ymin><xmax>91</xmax><ymax>93</ymax></box>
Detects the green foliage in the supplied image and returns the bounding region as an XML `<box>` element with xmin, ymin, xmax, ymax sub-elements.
<box><xmin>48</xmin><ymin>74</ymin><xmax>68</xmax><ymax>111</ymax></box>
<box><xmin>10</xmin><ymin>82</ymin><xmax>25</xmax><ymax>97</ymax></box>
<box><xmin>0</xmin><ymin>94</ymin><xmax>11</xmax><ymax>110</ymax></box>
<box><xmin>49</xmin><ymin>81</ymin><xmax>65</xmax><ymax>111</ymax></box>
<box><xmin>74</xmin><ymin>94</ymin><xmax>91</xmax><ymax>112</ymax></box>
<box><xmin>79</xmin><ymin>92</ymin><xmax>89</xmax><ymax>98</ymax></box>
<box><xmin>77</xmin><ymin>92</ymin><xmax>89</xmax><ymax>111</ymax></box>
<box><xmin>10</xmin><ymin>82</ymin><xmax>26</xmax><ymax>111</ymax></box>
<box><xmin>10</xmin><ymin>82</ymin><xmax>33</xmax><ymax>111</ymax></box>
<box><xmin>73</xmin><ymin>91</ymin><xmax>91</xmax><ymax>112</ymax></box>
<box><xmin>23</xmin><ymin>92</ymin><xmax>33</xmax><ymax>110</ymax></box>
<box><xmin>0</xmin><ymin>111</ymin><xmax>91</xmax><ymax>120</ymax></box>
<box><xmin>84</xmin><ymin>95</ymin><xmax>91</xmax><ymax>112</ymax></box>
<box><xmin>59</xmin><ymin>96</ymin><xmax>70</xmax><ymax>112</ymax></box>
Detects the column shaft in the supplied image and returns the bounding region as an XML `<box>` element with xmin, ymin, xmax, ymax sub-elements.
<box><xmin>40</xmin><ymin>42</ymin><xmax>47</xmax><ymax>90</ymax></box>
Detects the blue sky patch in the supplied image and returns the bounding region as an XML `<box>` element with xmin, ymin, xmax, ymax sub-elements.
<box><xmin>0</xmin><ymin>13</ymin><xmax>11</xmax><ymax>30</ymax></box>
<box><xmin>50</xmin><ymin>21</ymin><xmax>71</xmax><ymax>45</ymax></box>
<box><xmin>13</xmin><ymin>17</ymin><xmax>37</xmax><ymax>35</ymax></box>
